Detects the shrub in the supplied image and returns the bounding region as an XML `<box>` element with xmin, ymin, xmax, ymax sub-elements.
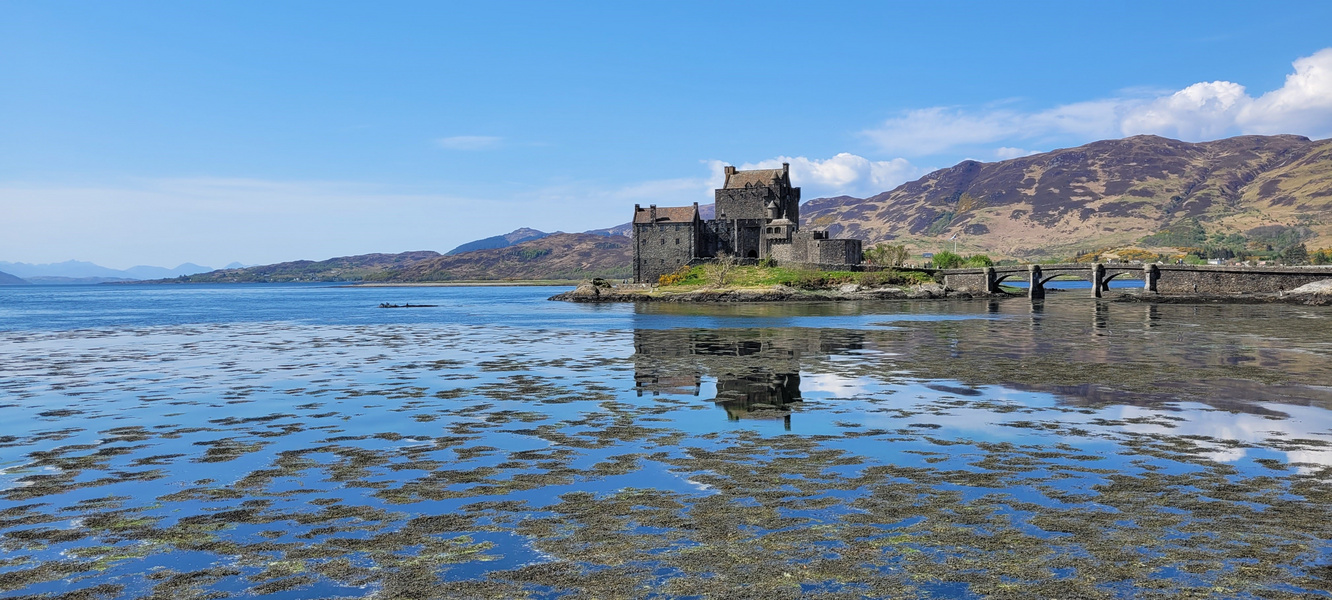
<box><xmin>931</xmin><ymin>250</ymin><xmax>965</xmax><ymax>269</ymax></box>
<box><xmin>963</xmin><ymin>254</ymin><xmax>994</xmax><ymax>267</ymax></box>
<box><xmin>658</xmin><ymin>265</ymin><xmax>692</xmax><ymax>286</ymax></box>
<box><xmin>864</xmin><ymin>244</ymin><xmax>910</xmax><ymax>267</ymax></box>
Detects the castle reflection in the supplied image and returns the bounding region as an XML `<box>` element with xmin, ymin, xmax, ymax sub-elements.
<box><xmin>633</xmin><ymin>328</ymin><xmax>864</xmax><ymax>428</ymax></box>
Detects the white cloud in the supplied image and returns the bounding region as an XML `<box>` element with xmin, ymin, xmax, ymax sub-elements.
<box><xmin>1120</xmin><ymin>80</ymin><xmax>1251</xmax><ymax>140</ymax></box>
<box><xmin>1238</xmin><ymin>48</ymin><xmax>1332</xmax><ymax>135</ymax></box>
<box><xmin>733</xmin><ymin>153</ymin><xmax>928</xmax><ymax>198</ymax></box>
<box><xmin>434</xmin><ymin>135</ymin><xmax>504</xmax><ymax>150</ymax></box>
<box><xmin>862</xmin><ymin>48</ymin><xmax>1332</xmax><ymax>157</ymax></box>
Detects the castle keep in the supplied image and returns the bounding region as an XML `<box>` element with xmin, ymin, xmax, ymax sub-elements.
<box><xmin>632</xmin><ymin>163</ymin><xmax>863</xmax><ymax>283</ymax></box>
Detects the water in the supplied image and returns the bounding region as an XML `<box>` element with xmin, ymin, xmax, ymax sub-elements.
<box><xmin>1</xmin><ymin>284</ymin><xmax>1330</xmax><ymax>598</ymax></box>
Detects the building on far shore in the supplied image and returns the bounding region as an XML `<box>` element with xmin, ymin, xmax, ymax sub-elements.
<box><xmin>632</xmin><ymin>163</ymin><xmax>863</xmax><ymax>283</ymax></box>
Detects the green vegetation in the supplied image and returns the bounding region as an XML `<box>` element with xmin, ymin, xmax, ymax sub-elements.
<box><xmin>1131</xmin><ymin>221</ymin><xmax>1318</xmax><ymax>264</ymax></box>
<box><xmin>864</xmin><ymin>243</ymin><xmax>910</xmax><ymax>267</ymax></box>
<box><xmin>929</xmin><ymin>251</ymin><xmax>993</xmax><ymax>269</ymax></box>
<box><xmin>657</xmin><ymin>263</ymin><xmax>933</xmax><ymax>290</ymax></box>
<box><xmin>1139</xmin><ymin>219</ymin><xmax>1207</xmax><ymax>247</ymax></box>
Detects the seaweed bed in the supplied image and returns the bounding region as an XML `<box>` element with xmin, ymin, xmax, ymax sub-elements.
<box><xmin>1</xmin><ymin>297</ymin><xmax>1331</xmax><ymax>598</ymax></box>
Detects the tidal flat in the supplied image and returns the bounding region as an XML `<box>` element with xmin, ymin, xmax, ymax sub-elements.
<box><xmin>1</xmin><ymin>285</ymin><xmax>1330</xmax><ymax>598</ymax></box>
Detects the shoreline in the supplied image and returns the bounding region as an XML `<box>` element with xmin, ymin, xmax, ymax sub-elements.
<box><xmin>549</xmin><ymin>282</ymin><xmax>1010</xmax><ymax>303</ymax></box>
<box><xmin>343</xmin><ymin>280</ymin><xmax>583</xmax><ymax>288</ymax></box>
<box><xmin>550</xmin><ymin>282</ymin><xmax>1332</xmax><ymax>305</ymax></box>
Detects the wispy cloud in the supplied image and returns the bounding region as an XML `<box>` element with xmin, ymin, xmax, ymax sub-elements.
<box><xmin>434</xmin><ymin>135</ymin><xmax>504</xmax><ymax>150</ymax></box>
<box><xmin>862</xmin><ymin>48</ymin><xmax>1332</xmax><ymax>157</ymax></box>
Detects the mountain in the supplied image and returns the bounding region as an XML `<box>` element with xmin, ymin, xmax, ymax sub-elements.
<box><xmin>0</xmin><ymin>260</ymin><xmax>215</xmax><ymax>280</ymax></box>
<box><xmin>173</xmin><ymin>251</ymin><xmax>441</xmax><ymax>283</ymax></box>
<box><xmin>25</xmin><ymin>276</ymin><xmax>132</xmax><ymax>285</ymax></box>
<box><xmin>168</xmin><ymin>234</ymin><xmax>629</xmax><ymax>284</ymax></box>
<box><xmin>801</xmin><ymin>134</ymin><xmax>1332</xmax><ymax>260</ymax></box>
<box><xmin>382</xmin><ymin>233</ymin><xmax>631</xmax><ymax>282</ymax></box>
<box><xmin>0</xmin><ymin>270</ymin><xmax>28</xmax><ymax>285</ymax></box>
<box><xmin>123</xmin><ymin>263</ymin><xmax>214</xmax><ymax>279</ymax></box>
<box><xmin>446</xmin><ymin>228</ymin><xmax>549</xmax><ymax>255</ymax></box>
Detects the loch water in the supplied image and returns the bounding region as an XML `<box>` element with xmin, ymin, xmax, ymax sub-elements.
<box><xmin>1</xmin><ymin>284</ymin><xmax>1330</xmax><ymax>598</ymax></box>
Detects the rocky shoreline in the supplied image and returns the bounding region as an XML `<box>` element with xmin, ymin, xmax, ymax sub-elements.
<box><xmin>551</xmin><ymin>279</ymin><xmax>1332</xmax><ymax>305</ymax></box>
<box><xmin>549</xmin><ymin>281</ymin><xmax>1010</xmax><ymax>303</ymax></box>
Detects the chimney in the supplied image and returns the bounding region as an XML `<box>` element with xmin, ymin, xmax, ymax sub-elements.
<box><xmin>723</xmin><ymin>165</ymin><xmax>736</xmax><ymax>186</ymax></box>
<box><xmin>649</xmin><ymin>204</ymin><xmax>657</xmax><ymax>221</ymax></box>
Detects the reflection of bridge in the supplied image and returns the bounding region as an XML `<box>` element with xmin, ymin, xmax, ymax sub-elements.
<box><xmin>943</xmin><ymin>264</ymin><xmax>1332</xmax><ymax>299</ymax></box>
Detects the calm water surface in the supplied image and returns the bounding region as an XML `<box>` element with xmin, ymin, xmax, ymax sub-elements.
<box><xmin>1</xmin><ymin>284</ymin><xmax>1330</xmax><ymax>598</ymax></box>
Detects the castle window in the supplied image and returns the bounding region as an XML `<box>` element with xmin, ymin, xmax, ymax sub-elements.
<box><xmin>660</xmin><ymin>238</ymin><xmax>665</xmax><ymax>245</ymax></box>
<box><xmin>675</xmin><ymin>238</ymin><xmax>680</xmax><ymax>245</ymax></box>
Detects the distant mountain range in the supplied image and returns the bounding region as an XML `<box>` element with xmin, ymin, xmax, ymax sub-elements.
<box><xmin>172</xmin><ymin>234</ymin><xmax>629</xmax><ymax>283</ymax></box>
<box><xmin>0</xmin><ymin>270</ymin><xmax>28</xmax><ymax>285</ymax></box>
<box><xmin>0</xmin><ymin>260</ymin><xmax>238</xmax><ymax>283</ymax></box>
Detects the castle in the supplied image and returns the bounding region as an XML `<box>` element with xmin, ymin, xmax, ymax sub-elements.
<box><xmin>632</xmin><ymin>163</ymin><xmax>863</xmax><ymax>283</ymax></box>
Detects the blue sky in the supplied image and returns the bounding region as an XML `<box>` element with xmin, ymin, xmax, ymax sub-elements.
<box><xmin>3</xmin><ymin>1</ymin><xmax>1332</xmax><ymax>268</ymax></box>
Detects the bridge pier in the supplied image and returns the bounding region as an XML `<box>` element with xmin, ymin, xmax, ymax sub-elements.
<box><xmin>1092</xmin><ymin>263</ymin><xmax>1105</xmax><ymax>298</ymax></box>
<box><xmin>983</xmin><ymin>266</ymin><xmax>997</xmax><ymax>293</ymax></box>
<box><xmin>1028</xmin><ymin>265</ymin><xmax>1044</xmax><ymax>300</ymax></box>
<box><xmin>1144</xmin><ymin>264</ymin><xmax>1159</xmax><ymax>293</ymax></box>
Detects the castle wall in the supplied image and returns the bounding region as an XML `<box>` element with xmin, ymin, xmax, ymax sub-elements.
<box><xmin>769</xmin><ymin>236</ymin><xmax>861</xmax><ymax>267</ymax></box>
<box><xmin>715</xmin><ymin>188</ymin><xmax>773</xmax><ymax>222</ymax></box>
<box><xmin>634</xmin><ymin>222</ymin><xmax>698</xmax><ymax>283</ymax></box>
<box><xmin>810</xmin><ymin>238</ymin><xmax>862</xmax><ymax>265</ymax></box>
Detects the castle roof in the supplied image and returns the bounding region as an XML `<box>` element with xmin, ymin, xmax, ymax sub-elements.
<box><xmin>724</xmin><ymin>168</ymin><xmax>786</xmax><ymax>189</ymax></box>
<box><xmin>633</xmin><ymin>204</ymin><xmax>699</xmax><ymax>224</ymax></box>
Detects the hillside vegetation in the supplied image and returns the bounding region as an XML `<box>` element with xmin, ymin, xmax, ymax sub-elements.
<box><xmin>803</xmin><ymin>134</ymin><xmax>1332</xmax><ymax>261</ymax></box>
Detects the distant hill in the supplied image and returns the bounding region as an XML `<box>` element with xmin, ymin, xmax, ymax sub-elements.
<box><xmin>25</xmin><ymin>276</ymin><xmax>132</xmax><ymax>285</ymax></box>
<box><xmin>446</xmin><ymin>227</ymin><xmax>549</xmax><ymax>255</ymax></box>
<box><xmin>0</xmin><ymin>260</ymin><xmax>216</xmax><ymax>280</ymax></box>
<box><xmin>0</xmin><ymin>270</ymin><xmax>28</xmax><ymax>285</ymax></box>
<box><xmin>802</xmin><ymin>134</ymin><xmax>1332</xmax><ymax>260</ymax></box>
<box><xmin>382</xmin><ymin>233</ymin><xmax>631</xmax><ymax>282</ymax></box>
<box><xmin>173</xmin><ymin>251</ymin><xmax>442</xmax><ymax>283</ymax></box>
<box><xmin>166</xmin><ymin>234</ymin><xmax>630</xmax><ymax>284</ymax></box>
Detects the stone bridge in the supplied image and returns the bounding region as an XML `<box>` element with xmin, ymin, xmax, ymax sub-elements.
<box><xmin>942</xmin><ymin>263</ymin><xmax>1332</xmax><ymax>299</ymax></box>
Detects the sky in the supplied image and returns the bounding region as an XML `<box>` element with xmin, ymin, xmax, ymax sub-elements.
<box><xmin>3</xmin><ymin>1</ymin><xmax>1332</xmax><ymax>269</ymax></box>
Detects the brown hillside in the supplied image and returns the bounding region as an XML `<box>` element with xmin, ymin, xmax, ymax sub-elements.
<box><xmin>803</xmin><ymin>134</ymin><xmax>1332</xmax><ymax>259</ymax></box>
<box><xmin>382</xmin><ymin>233</ymin><xmax>632</xmax><ymax>281</ymax></box>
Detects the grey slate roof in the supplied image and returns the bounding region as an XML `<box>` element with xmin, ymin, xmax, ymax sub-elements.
<box><xmin>724</xmin><ymin>168</ymin><xmax>785</xmax><ymax>189</ymax></box>
<box><xmin>633</xmin><ymin>205</ymin><xmax>699</xmax><ymax>224</ymax></box>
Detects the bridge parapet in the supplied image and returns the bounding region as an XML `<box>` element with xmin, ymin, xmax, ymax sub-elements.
<box><xmin>941</xmin><ymin>263</ymin><xmax>1332</xmax><ymax>299</ymax></box>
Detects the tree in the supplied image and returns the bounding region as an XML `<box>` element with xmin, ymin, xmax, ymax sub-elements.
<box><xmin>704</xmin><ymin>253</ymin><xmax>736</xmax><ymax>287</ymax></box>
<box><xmin>865</xmin><ymin>243</ymin><xmax>910</xmax><ymax>267</ymax></box>
<box><xmin>931</xmin><ymin>250</ymin><xmax>964</xmax><ymax>269</ymax></box>
<box><xmin>1282</xmin><ymin>243</ymin><xmax>1309</xmax><ymax>265</ymax></box>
